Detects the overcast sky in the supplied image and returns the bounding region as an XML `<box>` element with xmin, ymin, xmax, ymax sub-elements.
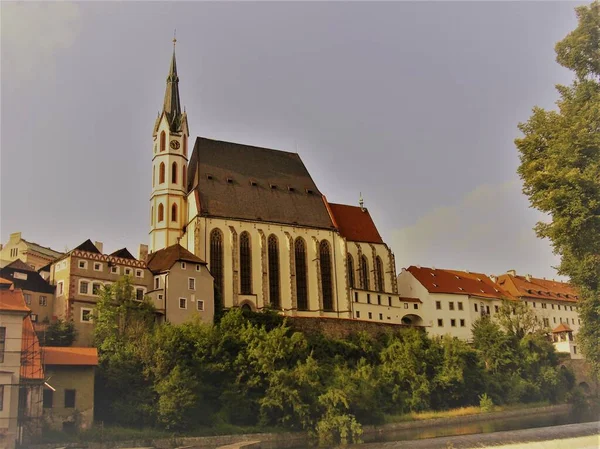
<box><xmin>1</xmin><ymin>1</ymin><xmax>584</xmax><ymax>279</ymax></box>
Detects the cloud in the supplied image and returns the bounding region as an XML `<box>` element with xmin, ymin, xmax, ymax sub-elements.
<box><xmin>1</xmin><ymin>2</ymin><xmax>82</xmax><ymax>81</ymax></box>
<box><xmin>391</xmin><ymin>180</ymin><xmax>562</xmax><ymax>279</ymax></box>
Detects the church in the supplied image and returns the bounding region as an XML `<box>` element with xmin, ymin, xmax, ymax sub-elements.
<box><xmin>149</xmin><ymin>43</ymin><xmax>409</xmax><ymax>322</ymax></box>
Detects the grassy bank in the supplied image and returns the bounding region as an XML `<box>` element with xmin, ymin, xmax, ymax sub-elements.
<box><xmin>383</xmin><ymin>401</ymin><xmax>551</xmax><ymax>424</ymax></box>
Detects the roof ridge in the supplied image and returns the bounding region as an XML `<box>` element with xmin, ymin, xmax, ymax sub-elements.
<box><xmin>197</xmin><ymin>136</ymin><xmax>300</xmax><ymax>157</ymax></box>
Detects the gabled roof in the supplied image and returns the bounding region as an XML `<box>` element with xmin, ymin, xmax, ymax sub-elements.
<box><xmin>146</xmin><ymin>244</ymin><xmax>207</xmax><ymax>273</ymax></box>
<box><xmin>22</xmin><ymin>239</ymin><xmax>63</xmax><ymax>260</ymax></box>
<box><xmin>407</xmin><ymin>266</ymin><xmax>511</xmax><ymax>300</ymax></box>
<box><xmin>0</xmin><ymin>262</ymin><xmax>55</xmax><ymax>294</ymax></box>
<box><xmin>0</xmin><ymin>277</ymin><xmax>13</xmax><ymax>288</ymax></box>
<box><xmin>73</xmin><ymin>239</ymin><xmax>102</xmax><ymax>254</ymax></box>
<box><xmin>6</xmin><ymin>259</ymin><xmax>35</xmax><ymax>272</ymax></box>
<box><xmin>110</xmin><ymin>248</ymin><xmax>136</xmax><ymax>260</ymax></box>
<box><xmin>0</xmin><ymin>289</ymin><xmax>31</xmax><ymax>313</ymax></box>
<box><xmin>552</xmin><ymin>323</ymin><xmax>573</xmax><ymax>333</ymax></box>
<box><xmin>328</xmin><ymin>203</ymin><xmax>384</xmax><ymax>244</ymax></box>
<box><xmin>496</xmin><ymin>273</ymin><xmax>578</xmax><ymax>303</ymax></box>
<box><xmin>187</xmin><ymin>137</ymin><xmax>335</xmax><ymax>230</ymax></box>
<box><xmin>42</xmin><ymin>347</ymin><xmax>98</xmax><ymax>366</ymax></box>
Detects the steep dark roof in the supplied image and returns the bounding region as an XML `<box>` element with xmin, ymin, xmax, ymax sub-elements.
<box><xmin>187</xmin><ymin>137</ymin><xmax>335</xmax><ymax>229</ymax></box>
<box><xmin>110</xmin><ymin>248</ymin><xmax>136</xmax><ymax>260</ymax></box>
<box><xmin>328</xmin><ymin>203</ymin><xmax>384</xmax><ymax>244</ymax></box>
<box><xmin>6</xmin><ymin>259</ymin><xmax>35</xmax><ymax>272</ymax></box>
<box><xmin>73</xmin><ymin>239</ymin><xmax>102</xmax><ymax>254</ymax></box>
<box><xmin>0</xmin><ymin>263</ymin><xmax>55</xmax><ymax>294</ymax></box>
<box><xmin>146</xmin><ymin>244</ymin><xmax>207</xmax><ymax>273</ymax></box>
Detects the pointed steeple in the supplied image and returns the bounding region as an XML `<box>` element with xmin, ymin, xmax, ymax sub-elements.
<box><xmin>162</xmin><ymin>34</ymin><xmax>183</xmax><ymax>132</ymax></box>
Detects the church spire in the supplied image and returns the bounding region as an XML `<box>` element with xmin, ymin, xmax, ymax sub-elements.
<box><xmin>162</xmin><ymin>33</ymin><xmax>182</xmax><ymax>131</ymax></box>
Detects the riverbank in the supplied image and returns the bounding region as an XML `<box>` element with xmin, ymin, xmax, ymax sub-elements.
<box><xmin>30</xmin><ymin>404</ymin><xmax>575</xmax><ymax>449</ymax></box>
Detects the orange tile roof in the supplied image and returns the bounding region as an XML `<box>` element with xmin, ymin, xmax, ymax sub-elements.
<box><xmin>0</xmin><ymin>277</ymin><xmax>13</xmax><ymax>287</ymax></box>
<box><xmin>552</xmin><ymin>323</ymin><xmax>573</xmax><ymax>333</ymax></box>
<box><xmin>496</xmin><ymin>274</ymin><xmax>578</xmax><ymax>303</ymax></box>
<box><xmin>0</xmin><ymin>289</ymin><xmax>31</xmax><ymax>313</ymax></box>
<box><xmin>328</xmin><ymin>203</ymin><xmax>384</xmax><ymax>244</ymax></box>
<box><xmin>407</xmin><ymin>266</ymin><xmax>512</xmax><ymax>300</ymax></box>
<box><xmin>21</xmin><ymin>315</ymin><xmax>44</xmax><ymax>380</ymax></box>
<box><xmin>42</xmin><ymin>347</ymin><xmax>99</xmax><ymax>366</ymax></box>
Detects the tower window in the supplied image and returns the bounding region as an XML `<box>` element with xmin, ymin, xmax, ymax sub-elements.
<box><xmin>320</xmin><ymin>240</ymin><xmax>333</xmax><ymax>311</ymax></box>
<box><xmin>240</xmin><ymin>231</ymin><xmax>252</xmax><ymax>295</ymax></box>
<box><xmin>172</xmin><ymin>162</ymin><xmax>178</xmax><ymax>184</ymax></box>
<box><xmin>158</xmin><ymin>203</ymin><xmax>164</xmax><ymax>222</ymax></box>
<box><xmin>159</xmin><ymin>162</ymin><xmax>165</xmax><ymax>184</ymax></box>
<box><xmin>182</xmin><ymin>165</ymin><xmax>187</xmax><ymax>188</ymax></box>
<box><xmin>160</xmin><ymin>131</ymin><xmax>166</xmax><ymax>152</ymax></box>
<box><xmin>171</xmin><ymin>203</ymin><xmax>178</xmax><ymax>222</ymax></box>
<box><xmin>183</xmin><ymin>134</ymin><xmax>187</xmax><ymax>157</ymax></box>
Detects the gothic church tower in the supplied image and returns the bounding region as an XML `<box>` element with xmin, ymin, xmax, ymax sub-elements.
<box><xmin>149</xmin><ymin>39</ymin><xmax>189</xmax><ymax>253</ymax></box>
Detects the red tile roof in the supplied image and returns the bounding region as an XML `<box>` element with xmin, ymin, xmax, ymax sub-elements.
<box><xmin>42</xmin><ymin>347</ymin><xmax>99</xmax><ymax>366</ymax></box>
<box><xmin>0</xmin><ymin>289</ymin><xmax>31</xmax><ymax>313</ymax></box>
<box><xmin>497</xmin><ymin>274</ymin><xmax>578</xmax><ymax>303</ymax></box>
<box><xmin>328</xmin><ymin>203</ymin><xmax>384</xmax><ymax>244</ymax></box>
<box><xmin>407</xmin><ymin>266</ymin><xmax>512</xmax><ymax>300</ymax></box>
<box><xmin>552</xmin><ymin>323</ymin><xmax>573</xmax><ymax>333</ymax></box>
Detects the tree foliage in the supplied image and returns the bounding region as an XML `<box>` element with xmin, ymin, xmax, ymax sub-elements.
<box><xmin>39</xmin><ymin>319</ymin><xmax>77</xmax><ymax>347</ymax></box>
<box><xmin>515</xmin><ymin>2</ymin><xmax>600</xmax><ymax>378</ymax></box>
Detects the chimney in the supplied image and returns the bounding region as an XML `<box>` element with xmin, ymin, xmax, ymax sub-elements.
<box><xmin>94</xmin><ymin>241</ymin><xmax>103</xmax><ymax>254</ymax></box>
<box><xmin>526</xmin><ymin>274</ymin><xmax>532</xmax><ymax>282</ymax></box>
<box><xmin>507</xmin><ymin>269</ymin><xmax>516</xmax><ymax>276</ymax></box>
<box><xmin>490</xmin><ymin>274</ymin><xmax>497</xmax><ymax>283</ymax></box>
<box><xmin>138</xmin><ymin>244</ymin><xmax>149</xmax><ymax>261</ymax></box>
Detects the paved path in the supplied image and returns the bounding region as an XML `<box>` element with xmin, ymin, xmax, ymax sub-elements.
<box><xmin>351</xmin><ymin>421</ymin><xmax>599</xmax><ymax>449</ymax></box>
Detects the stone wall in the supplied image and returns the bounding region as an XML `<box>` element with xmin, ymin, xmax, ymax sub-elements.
<box><xmin>286</xmin><ymin>315</ymin><xmax>420</xmax><ymax>339</ymax></box>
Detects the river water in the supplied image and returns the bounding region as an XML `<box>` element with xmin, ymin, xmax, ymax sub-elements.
<box><xmin>359</xmin><ymin>410</ymin><xmax>594</xmax><ymax>444</ymax></box>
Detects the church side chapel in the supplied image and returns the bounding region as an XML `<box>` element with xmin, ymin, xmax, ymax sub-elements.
<box><xmin>150</xmin><ymin>40</ymin><xmax>403</xmax><ymax>322</ymax></box>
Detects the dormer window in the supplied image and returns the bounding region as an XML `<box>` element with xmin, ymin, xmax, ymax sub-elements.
<box><xmin>206</xmin><ymin>174</ymin><xmax>214</xmax><ymax>180</ymax></box>
<box><xmin>306</xmin><ymin>189</ymin><xmax>314</xmax><ymax>195</ymax></box>
<box><xmin>288</xmin><ymin>186</ymin><xmax>295</xmax><ymax>192</ymax></box>
<box><xmin>432</xmin><ymin>283</ymin><xmax>438</xmax><ymax>287</ymax></box>
<box><xmin>226</xmin><ymin>177</ymin><xmax>233</xmax><ymax>184</ymax></box>
<box><xmin>250</xmin><ymin>180</ymin><xmax>258</xmax><ymax>187</ymax></box>
<box><xmin>455</xmin><ymin>275</ymin><xmax>460</xmax><ymax>280</ymax></box>
<box><xmin>270</xmin><ymin>184</ymin><xmax>277</xmax><ymax>189</ymax></box>
<box><xmin>430</xmin><ymin>273</ymin><xmax>436</xmax><ymax>277</ymax></box>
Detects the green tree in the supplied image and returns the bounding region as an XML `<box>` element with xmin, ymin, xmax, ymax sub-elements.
<box><xmin>515</xmin><ymin>2</ymin><xmax>600</xmax><ymax>378</ymax></box>
<box><xmin>39</xmin><ymin>319</ymin><xmax>77</xmax><ymax>347</ymax></box>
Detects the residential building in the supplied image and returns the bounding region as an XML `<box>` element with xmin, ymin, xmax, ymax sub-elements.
<box><xmin>0</xmin><ymin>288</ymin><xmax>44</xmax><ymax>449</ymax></box>
<box><xmin>49</xmin><ymin>240</ymin><xmax>215</xmax><ymax>345</ymax></box>
<box><xmin>41</xmin><ymin>347</ymin><xmax>98</xmax><ymax>431</ymax></box>
<box><xmin>0</xmin><ymin>259</ymin><xmax>55</xmax><ymax>326</ymax></box>
<box><xmin>397</xmin><ymin>266</ymin><xmax>511</xmax><ymax>340</ymax></box>
<box><xmin>149</xmin><ymin>44</ymin><xmax>398</xmax><ymax>320</ymax></box>
<box><xmin>495</xmin><ymin>271</ymin><xmax>582</xmax><ymax>356</ymax></box>
<box><xmin>50</xmin><ymin>240</ymin><xmax>151</xmax><ymax>346</ymax></box>
<box><xmin>146</xmin><ymin>244</ymin><xmax>214</xmax><ymax>324</ymax></box>
<box><xmin>0</xmin><ymin>232</ymin><xmax>63</xmax><ymax>271</ymax></box>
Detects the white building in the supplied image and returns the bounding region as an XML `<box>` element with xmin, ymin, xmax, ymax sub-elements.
<box><xmin>397</xmin><ymin>266</ymin><xmax>510</xmax><ymax>340</ymax></box>
<box><xmin>148</xmin><ymin>42</ymin><xmax>399</xmax><ymax>319</ymax></box>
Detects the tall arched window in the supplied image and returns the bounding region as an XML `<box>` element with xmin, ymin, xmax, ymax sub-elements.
<box><xmin>153</xmin><ymin>165</ymin><xmax>155</xmax><ymax>187</ymax></box>
<box><xmin>320</xmin><ymin>241</ymin><xmax>333</xmax><ymax>311</ymax></box>
<box><xmin>158</xmin><ymin>203</ymin><xmax>164</xmax><ymax>222</ymax></box>
<box><xmin>375</xmin><ymin>256</ymin><xmax>384</xmax><ymax>292</ymax></box>
<box><xmin>182</xmin><ymin>165</ymin><xmax>187</xmax><ymax>189</ymax></box>
<box><xmin>171</xmin><ymin>203</ymin><xmax>178</xmax><ymax>222</ymax></box>
<box><xmin>159</xmin><ymin>162</ymin><xmax>165</xmax><ymax>184</ymax></box>
<box><xmin>151</xmin><ymin>206</ymin><xmax>154</xmax><ymax>225</ymax></box>
<box><xmin>295</xmin><ymin>238</ymin><xmax>308</xmax><ymax>311</ymax></box>
<box><xmin>268</xmin><ymin>235</ymin><xmax>280</xmax><ymax>308</ymax></box>
<box><xmin>172</xmin><ymin>162</ymin><xmax>178</xmax><ymax>184</ymax></box>
<box><xmin>160</xmin><ymin>131</ymin><xmax>166</xmax><ymax>152</ymax></box>
<box><xmin>240</xmin><ymin>231</ymin><xmax>252</xmax><ymax>295</ymax></box>
<box><xmin>210</xmin><ymin>229</ymin><xmax>224</xmax><ymax>299</ymax></box>
<box><xmin>347</xmin><ymin>254</ymin><xmax>355</xmax><ymax>289</ymax></box>
<box><xmin>183</xmin><ymin>134</ymin><xmax>188</xmax><ymax>157</ymax></box>
<box><xmin>360</xmin><ymin>255</ymin><xmax>370</xmax><ymax>290</ymax></box>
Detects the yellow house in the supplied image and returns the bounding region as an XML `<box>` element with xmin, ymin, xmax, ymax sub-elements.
<box><xmin>0</xmin><ymin>232</ymin><xmax>63</xmax><ymax>271</ymax></box>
